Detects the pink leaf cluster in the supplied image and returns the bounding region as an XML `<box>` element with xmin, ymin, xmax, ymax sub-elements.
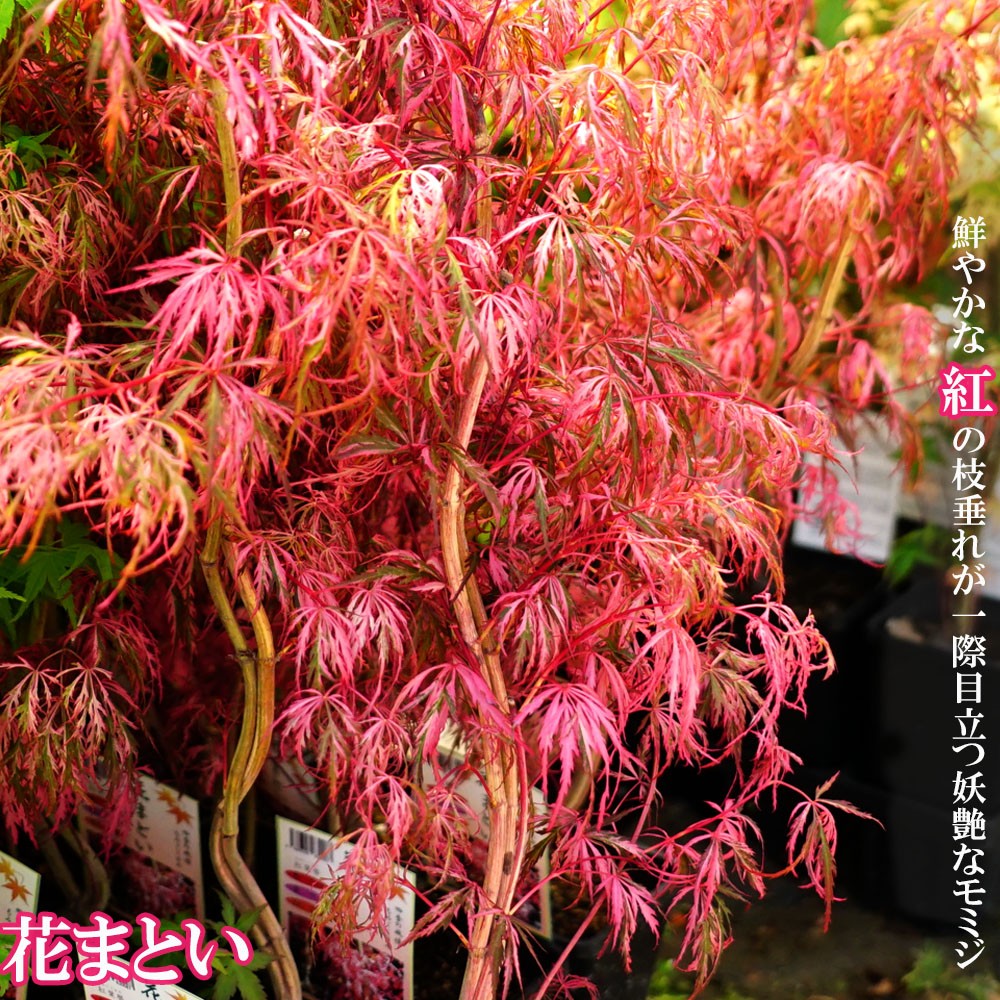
<box><xmin>1</xmin><ymin>0</ymin><xmax>994</xmax><ymax>995</ymax></box>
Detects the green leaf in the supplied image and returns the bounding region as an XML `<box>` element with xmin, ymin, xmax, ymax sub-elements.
<box><xmin>214</xmin><ymin>962</ymin><xmax>267</xmax><ymax>1000</ymax></box>
<box><xmin>219</xmin><ymin>892</ymin><xmax>237</xmax><ymax>929</ymax></box>
<box><xmin>241</xmin><ymin>950</ymin><xmax>273</xmax><ymax>973</ymax></box>
<box><xmin>813</xmin><ymin>0</ymin><xmax>849</xmax><ymax>48</ymax></box>
<box><xmin>0</xmin><ymin>521</ymin><xmax>123</xmax><ymax>633</ymax></box>
<box><xmin>0</xmin><ymin>929</ymin><xmax>21</xmax><ymax>996</ymax></box>
<box><xmin>234</xmin><ymin>904</ymin><xmax>266</xmax><ymax>937</ymax></box>
<box><xmin>374</xmin><ymin>404</ymin><xmax>406</xmax><ymax>439</ymax></box>
<box><xmin>19</xmin><ymin>552</ymin><xmax>63</xmax><ymax>609</ymax></box>
<box><xmin>91</xmin><ymin>546</ymin><xmax>116</xmax><ymax>583</ymax></box>
<box><xmin>0</xmin><ymin>0</ymin><xmax>16</xmax><ymax>44</ymax></box>
<box><xmin>58</xmin><ymin>519</ymin><xmax>92</xmax><ymax>549</ymax></box>
<box><xmin>214</xmin><ymin>968</ymin><xmax>240</xmax><ymax>1000</ymax></box>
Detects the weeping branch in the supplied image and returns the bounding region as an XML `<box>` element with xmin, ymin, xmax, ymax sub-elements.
<box><xmin>785</xmin><ymin>230</ymin><xmax>858</xmax><ymax>384</ymax></box>
<box><xmin>201</xmin><ymin>86</ymin><xmax>300</xmax><ymax>1000</ymax></box>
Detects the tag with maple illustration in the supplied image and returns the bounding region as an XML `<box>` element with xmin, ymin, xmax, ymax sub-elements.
<box><xmin>421</xmin><ymin>728</ymin><xmax>553</xmax><ymax>938</ymax></box>
<box><xmin>84</xmin><ymin>979</ymin><xmax>205</xmax><ymax>1000</ymax></box>
<box><xmin>0</xmin><ymin>851</ymin><xmax>41</xmax><ymax>1000</ymax></box>
<box><xmin>84</xmin><ymin>776</ymin><xmax>205</xmax><ymax>921</ymax></box>
<box><xmin>276</xmin><ymin>817</ymin><xmax>416</xmax><ymax>1000</ymax></box>
<box><xmin>0</xmin><ymin>853</ymin><xmax>38</xmax><ymax>921</ymax></box>
<box><xmin>123</xmin><ymin>777</ymin><xmax>204</xmax><ymax>920</ymax></box>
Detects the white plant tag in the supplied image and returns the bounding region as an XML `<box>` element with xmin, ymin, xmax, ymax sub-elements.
<box><xmin>83</xmin><ymin>775</ymin><xmax>205</xmax><ymax>920</ymax></box>
<box><xmin>276</xmin><ymin>817</ymin><xmax>416</xmax><ymax>1000</ymax></box>
<box><xmin>0</xmin><ymin>850</ymin><xmax>41</xmax><ymax>1000</ymax></box>
<box><xmin>127</xmin><ymin>778</ymin><xmax>204</xmax><ymax>920</ymax></box>
<box><xmin>0</xmin><ymin>853</ymin><xmax>40</xmax><ymax>922</ymax></box>
<box><xmin>793</xmin><ymin>424</ymin><xmax>900</xmax><ymax>562</ymax></box>
<box><xmin>83</xmin><ymin>977</ymin><xmax>205</xmax><ymax>1000</ymax></box>
<box><xmin>421</xmin><ymin>732</ymin><xmax>553</xmax><ymax>938</ymax></box>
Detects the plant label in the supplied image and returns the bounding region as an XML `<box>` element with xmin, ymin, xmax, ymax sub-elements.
<box><xmin>276</xmin><ymin>817</ymin><xmax>416</xmax><ymax>1000</ymax></box>
<box><xmin>421</xmin><ymin>731</ymin><xmax>553</xmax><ymax>938</ymax></box>
<box><xmin>83</xmin><ymin>776</ymin><xmax>205</xmax><ymax>920</ymax></box>
<box><xmin>793</xmin><ymin>425</ymin><xmax>901</xmax><ymax>562</ymax></box>
<box><xmin>83</xmin><ymin>978</ymin><xmax>205</xmax><ymax>1000</ymax></box>
<box><xmin>0</xmin><ymin>851</ymin><xmax>40</xmax><ymax>1000</ymax></box>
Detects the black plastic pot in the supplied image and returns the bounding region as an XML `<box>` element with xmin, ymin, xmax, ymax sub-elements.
<box><xmin>860</xmin><ymin>577</ymin><xmax>1000</xmax><ymax>924</ymax></box>
<box><xmin>779</xmin><ymin>544</ymin><xmax>889</xmax><ymax>776</ymax></box>
<box><xmin>872</xmin><ymin>578</ymin><xmax>1000</xmax><ymax>800</ymax></box>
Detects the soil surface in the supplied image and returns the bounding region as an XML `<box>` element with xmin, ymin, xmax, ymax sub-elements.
<box><xmin>664</xmin><ymin>876</ymin><xmax>998</xmax><ymax>1000</ymax></box>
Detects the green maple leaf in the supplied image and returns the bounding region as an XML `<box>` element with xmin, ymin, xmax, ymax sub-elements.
<box><xmin>0</xmin><ymin>0</ymin><xmax>34</xmax><ymax>44</ymax></box>
<box><xmin>0</xmin><ymin>0</ymin><xmax>15</xmax><ymax>43</ymax></box>
<box><xmin>0</xmin><ymin>932</ymin><xmax>15</xmax><ymax>997</ymax></box>
<box><xmin>213</xmin><ymin>962</ymin><xmax>268</xmax><ymax>1000</ymax></box>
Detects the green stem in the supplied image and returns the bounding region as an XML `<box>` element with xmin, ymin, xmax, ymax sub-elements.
<box><xmin>203</xmin><ymin>68</ymin><xmax>299</xmax><ymax>1000</ymax></box>
<box><xmin>201</xmin><ymin>521</ymin><xmax>301</xmax><ymax>1000</ymax></box>
<box><xmin>761</xmin><ymin>249</ymin><xmax>787</xmax><ymax>403</ymax></box>
<box><xmin>210</xmin><ymin>77</ymin><xmax>244</xmax><ymax>251</ymax></box>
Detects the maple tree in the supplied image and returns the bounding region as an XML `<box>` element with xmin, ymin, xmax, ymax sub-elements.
<box><xmin>0</xmin><ymin>0</ymin><xmax>996</xmax><ymax>998</ymax></box>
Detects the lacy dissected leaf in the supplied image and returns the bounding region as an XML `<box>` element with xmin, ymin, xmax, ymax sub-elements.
<box><xmin>1</xmin><ymin>0</ymin><xmax>994</xmax><ymax>994</ymax></box>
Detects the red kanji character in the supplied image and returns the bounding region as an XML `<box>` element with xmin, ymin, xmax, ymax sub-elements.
<box><xmin>938</xmin><ymin>364</ymin><xmax>996</xmax><ymax>419</ymax></box>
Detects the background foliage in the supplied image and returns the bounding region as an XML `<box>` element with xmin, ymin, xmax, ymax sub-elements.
<box><xmin>0</xmin><ymin>0</ymin><xmax>997</xmax><ymax>997</ymax></box>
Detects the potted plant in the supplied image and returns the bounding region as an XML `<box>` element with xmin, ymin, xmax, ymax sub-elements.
<box><xmin>0</xmin><ymin>0</ymin><xmax>993</xmax><ymax>997</ymax></box>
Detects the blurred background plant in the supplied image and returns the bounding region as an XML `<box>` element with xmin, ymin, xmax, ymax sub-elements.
<box><xmin>0</xmin><ymin>1</ymin><xmax>998</xmax><ymax>999</ymax></box>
